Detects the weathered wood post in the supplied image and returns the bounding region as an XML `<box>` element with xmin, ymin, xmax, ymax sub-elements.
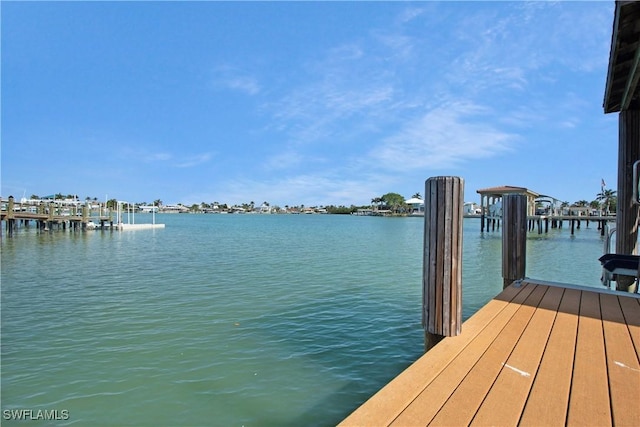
<box><xmin>47</xmin><ymin>202</ymin><xmax>55</xmax><ymax>231</ymax></box>
<box><xmin>6</xmin><ymin>196</ymin><xmax>16</xmax><ymax>235</ymax></box>
<box><xmin>502</xmin><ymin>194</ymin><xmax>527</xmax><ymax>289</ymax></box>
<box><xmin>423</xmin><ymin>176</ymin><xmax>463</xmax><ymax>351</ymax></box>
<box><xmin>82</xmin><ymin>202</ymin><xmax>89</xmax><ymax>230</ymax></box>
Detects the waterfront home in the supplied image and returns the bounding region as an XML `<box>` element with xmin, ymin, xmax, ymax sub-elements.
<box><xmin>463</xmin><ymin>202</ymin><xmax>481</xmax><ymax>215</ymax></box>
<box><xmin>160</xmin><ymin>204</ymin><xmax>189</xmax><ymax>214</ymax></box>
<box><xmin>405</xmin><ymin>197</ymin><xmax>425</xmax><ymax>215</ymax></box>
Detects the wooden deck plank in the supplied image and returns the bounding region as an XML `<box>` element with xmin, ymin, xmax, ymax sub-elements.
<box><xmin>389</xmin><ymin>284</ymin><xmax>538</xmax><ymax>426</ymax></box>
<box><xmin>567</xmin><ymin>291</ymin><xmax>611</xmax><ymax>426</ymax></box>
<box><xmin>618</xmin><ymin>296</ymin><xmax>640</xmax><ymax>355</ymax></box>
<box><xmin>425</xmin><ymin>284</ymin><xmax>548</xmax><ymax>426</ymax></box>
<box><xmin>470</xmin><ymin>285</ymin><xmax>564</xmax><ymax>426</ymax></box>
<box><xmin>600</xmin><ymin>293</ymin><xmax>640</xmax><ymax>426</ymax></box>
<box><xmin>519</xmin><ymin>288</ymin><xmax>581</xmax><ymax>426</ymax></box>
<box><xmin>341</xmin><ymin>282</ymin><xmax>640</xmax><ymax>427</ymax></box>
<box><xmin>338</xmin><ymin>284</ymin><xmax>529</xmax><ymax>427</ymax></box>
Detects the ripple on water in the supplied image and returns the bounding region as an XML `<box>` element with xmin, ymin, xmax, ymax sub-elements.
<box><xmin>1</xmin><ymin>215</ymin><xmax>607</xmax><ymax>426</ymax></box>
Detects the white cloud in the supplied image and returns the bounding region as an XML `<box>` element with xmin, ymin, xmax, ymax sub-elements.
<box><xmin>224</xmin><ymin>76</ymin><xmax>260</xmax><ymax>95</ymax></box>
<box><xmin>396</xmin><ymin>7</ymin><xmax>425</xmax><ymax>24</ymax></box>
<box><xmin>373</xmin><ymin>32</ymin><xmax>415</xmax><ymax>61</ymax></box>
<box><xmin>325</xmin><ymin>43</ymin><xmax>364</xmax><ymax>63</ymax></box>
<box><xmin>146</xmin><ymin>152</ymin><xmax>172</xmax><ymax>162</ymax></box>
<box><xmin>559</xmin><ymin>119</ymin><xmax>579</xmax><ymax>129</ymax></box>
<box><xmin>218</xmin><ymin>1</ymin><xmax>606</xmax><ymax>206</ymax></box>
<box><xmin>175</xmin><ymin>152</ymin><xmax>213</xmax><ymax>168</ymax></box>
<box><xmin>263</xmin><ymin>150</ymin><xmax>306</xmax><ymax>171</ymax></box>
<box><xmin>369</xmin><ymin>102</ymin><xmax>515</xmax><ymax>171</ymax></box>
<box><xmin>119</xmin><ymin>147</ymin><xmax>172</xmax><ymax>163</ymax></box>
<box><xmin>119</xmin><ymin>146</ymin><xmax>213</xmax><ymax>169</ymax></box>
<box><xmin>216</xmin><ymin>171</ymin><xmax>394</xmax><ymax>208</ymax></box>
<box><xmin>269</xmin><ymin>80</ymin><xmax>395</xmax><ymax>145</ymax></box>
<box><xmin>212</xmin><ymin>64</ymin><xmax>261</xmax><ymax>95</ymax></box>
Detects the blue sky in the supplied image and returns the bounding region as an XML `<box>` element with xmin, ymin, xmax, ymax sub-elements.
<box><xmin>2</xmin><ymin>1</ymin><xmax>618</xmax><ymax>207</ymax></box>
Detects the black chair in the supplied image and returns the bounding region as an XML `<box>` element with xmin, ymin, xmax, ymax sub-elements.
<box><xmin>599</xmin><ymin>254</ymin><xmax>639</xmax><ymax>292</ymax></box>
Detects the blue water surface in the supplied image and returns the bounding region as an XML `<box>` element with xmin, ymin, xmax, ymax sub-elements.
<box><xmin>1</xmin><ymin>214</ymin><xmax>606</xmax><ymax>426</ymax></box>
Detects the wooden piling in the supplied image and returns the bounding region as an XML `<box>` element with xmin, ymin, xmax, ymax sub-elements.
<box><xmin>47</xmin><ymin>202</ymin><xmax>55</xmax><ymax>231</ymax></box>
<box><xmin>423</xmin><ymin>176</ymin><xmax>464</xmax><ymax>351</ymax></box>
<box><xmin>6</xmin><ymin>196</ymin><xmax>15</xmax><ymax>235</ymax></box>
<box><xmin>502</xmin><ymin>194</ymin><xmax>527</xmax><ymax>289</ymax></box>
<box><xmin>82</xmin><ymin>203</ymin><xmax>89</xmax><ymax>230</ymax></box>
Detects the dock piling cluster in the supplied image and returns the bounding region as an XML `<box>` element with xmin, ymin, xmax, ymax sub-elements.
<box><xmin>1</xmin><ymin>196</ymin><xmax>114</xmax><ymax>236</ymax></box>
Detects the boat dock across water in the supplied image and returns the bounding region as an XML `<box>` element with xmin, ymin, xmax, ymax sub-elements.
<box><xmin>0</xmin><ymin>196</ymin><xmax>165</xmax><ymax>234</ymax></box>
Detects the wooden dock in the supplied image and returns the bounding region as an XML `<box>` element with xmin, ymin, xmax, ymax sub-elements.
<box><xmin>1</xmin><ymin>197</ymin><xmax>167</xmax><ymax>234</ymax></box>
<box><xmin>1</xmin><ymin>196</ymin><xmax>113</xmax><ymax>233</ymax></box>
<box><xmin>480</xmin><ymin>213</ymin><xmax>616</xmax><ymax>235</ymax></box>
<box><xmin>340</xmin><ymin>279</ymin><xmax>640</xmax><ymax>426</ymax></box>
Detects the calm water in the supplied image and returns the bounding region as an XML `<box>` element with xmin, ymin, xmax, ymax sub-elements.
<box><xmin>1</xmin><ymin>214</ymin><xmax>607</xmax><ymax>426</ymax></box>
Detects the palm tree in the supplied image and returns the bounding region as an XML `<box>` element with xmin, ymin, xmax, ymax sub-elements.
<box><xmin>412</xmin><ymin>192</ymin><xmax>422</xmax><ymax>200</ymax></box>
<box><xmin>371</xmin><ymin>197</ymin><xmax>382</xmax><ymax>211</ymax></box>
<box><xmin>596</xmin><ymin>189</ymin><xmax>617</xmax><ymax>215</ymax></box>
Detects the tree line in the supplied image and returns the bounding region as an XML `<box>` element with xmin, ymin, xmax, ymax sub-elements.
<box><xmin>27</xmin><ymin>187</ymin><xmax>617</xmax><ymax>215</ymax></box>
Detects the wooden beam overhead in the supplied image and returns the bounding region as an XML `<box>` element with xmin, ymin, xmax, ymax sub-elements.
<box><xmin>603</xmin><ymin>1</ymin><xmax>640</xmax><ymax>113</ymax></box>
<box><xmin>620</xmin><ymin>45</ymin><xmax>640</xmax><ymax>110</ymax></box>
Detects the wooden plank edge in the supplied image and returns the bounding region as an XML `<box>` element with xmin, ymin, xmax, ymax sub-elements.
<box><xmin>338</xmin><ymin>284</ymin><xmax>531</xmax><ymax>426</ymax></box>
